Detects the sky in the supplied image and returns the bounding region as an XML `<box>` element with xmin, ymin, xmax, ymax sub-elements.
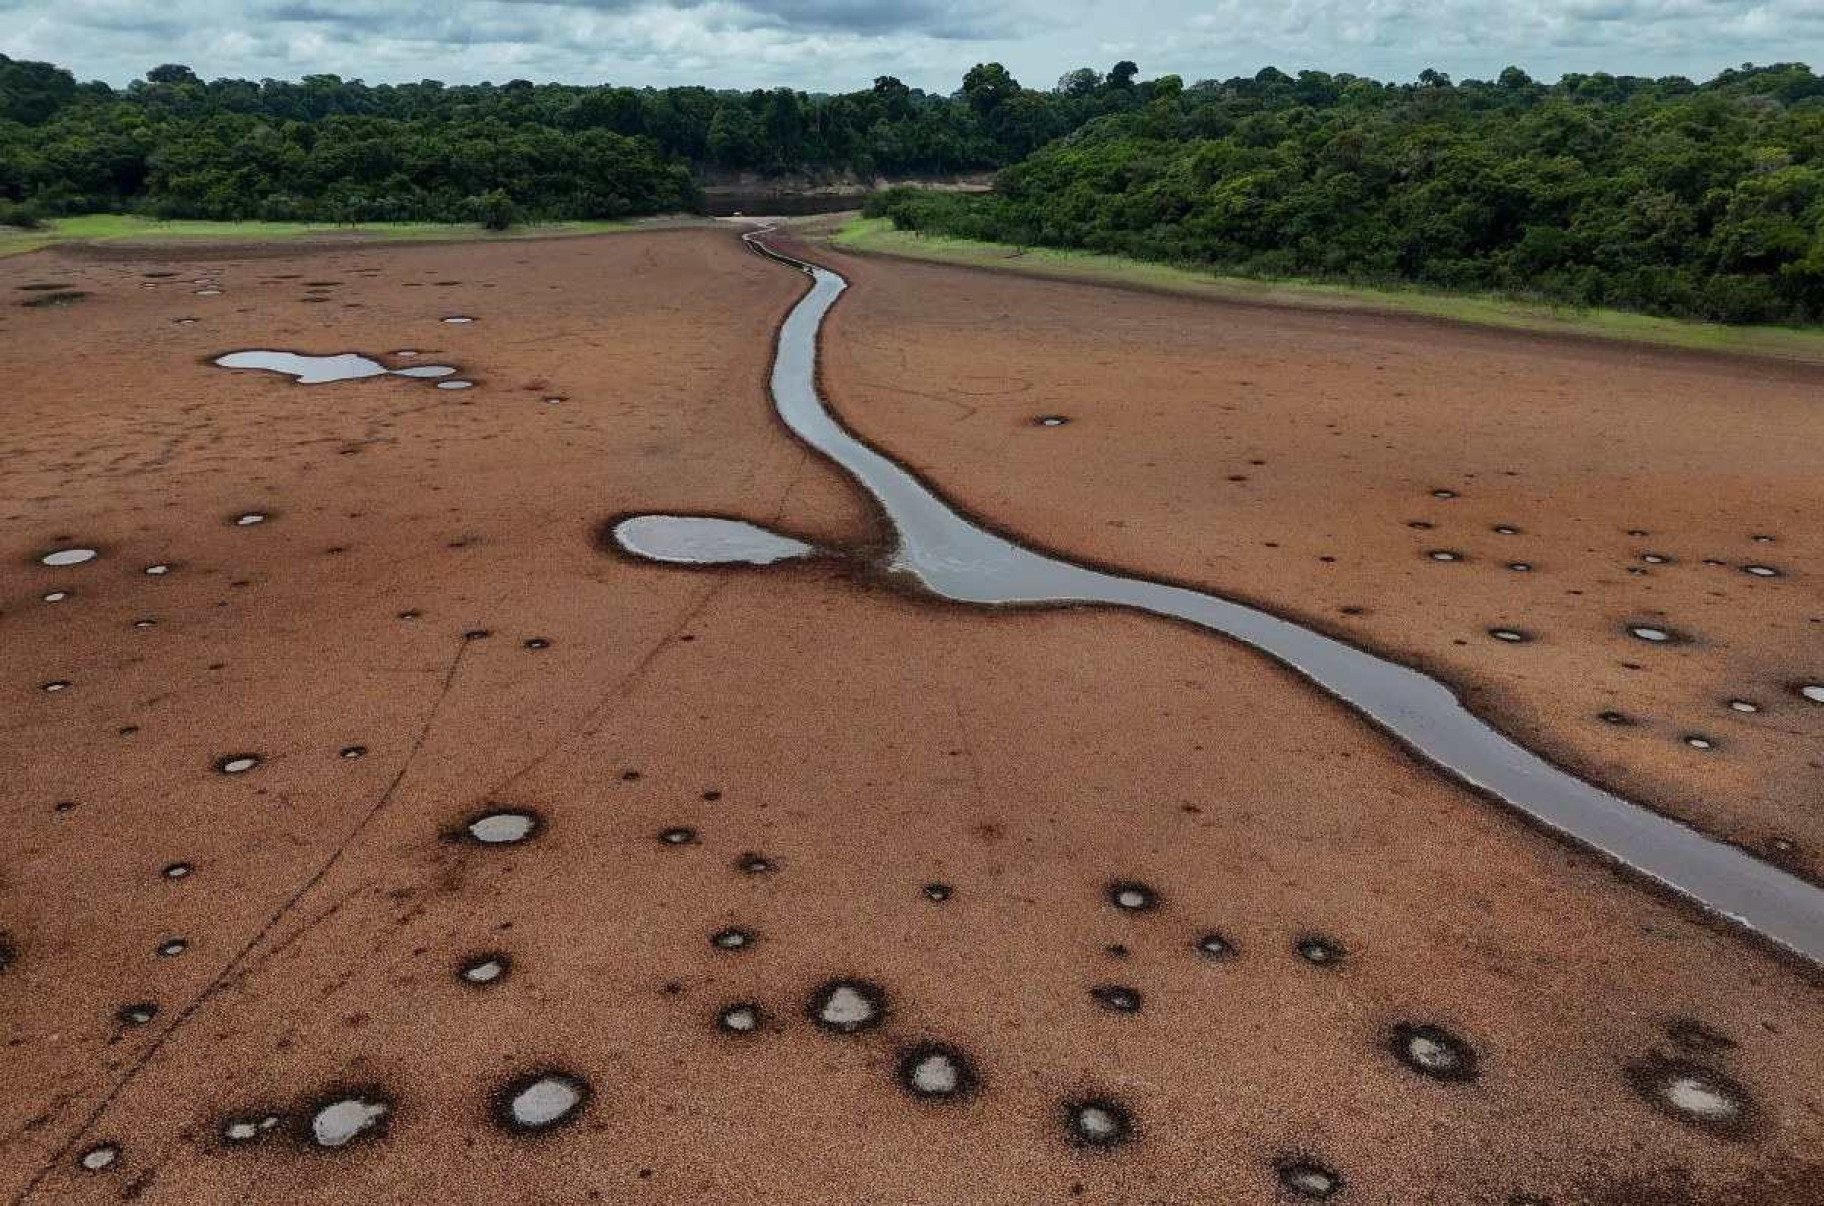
<box><xmin>2</xmin><ymin>0</ymin><xmax>1821</xmax><ymax>94</ymax></box>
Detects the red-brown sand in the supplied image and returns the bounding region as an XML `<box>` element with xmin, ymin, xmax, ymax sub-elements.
<box><xmin>0</xmin><ymin>228</ymin><xmax>1819</xmax><ymax>1205</ymax></box>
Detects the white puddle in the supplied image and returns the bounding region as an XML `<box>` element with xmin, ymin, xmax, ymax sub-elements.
<box><xmin>900</xmin><ymin>1045</ymin><xmax>972</xmax><ymax>1097</ymax></box>
<box><xmin>78</xmin><ymin>1144</ymin><xmax>119</xmax><ymax>1172</ymax></box>
<box><xmin>1067</xmin><ymin>1099</ymin><xmax>1130</xmax><ymax>1145</ymax></box>
<box><xmin>214</xmin><ymin>350</ymin><xmax>459</xmax><ymax>386</ymax></box>
<box><xmin>1109</xmin><ymin>882</ymin><xmax>1157</xmax><ymax>911</ymax></box>
<box><xmin>40</xmin><ymin>548</ymin><xmax>97</xmax><ymax>567</ymax></box>
<box><xmin>613</xmin><ymin>516</ymin><xmax>816</xmax><ymax>567</ymax></box>
<box><xmin>461</xmin><ymin>956</ymin><xmax>506</xmax><ymax>985</ymax></box>
<box><xmin>811</xmin><ymin>980</ymin><xmax>883</xmax><ymax>1032</ymax></box>
<box><xmin>502</xmin><ymin>1075</ymin><xmax>585</xmax><ymax>1130</ymax></box>
<box><xmin>222</xmin><ymin>1115</ymin><xmax>281</xmax><ymax>1144</ymax></box>
<box><xmin>1662</xmin><ymin>1073</ymin><xmax>1742</xmax><ymax>1121</ymax></box>
<box><xmin>466</xmin><ymin>811</ymin><xmax>537</xmax><ymax>844</ymax></box>
<box><xmin>719</xmin><ymin>1004</ymin><xmax>761</xmax><ymax>1033</ymax></box>
<box><xmin>310</xmin><ymin>1097</ymin><xmax>388</xmax><ymax>1148</ymax></box>
<box><xmin>1279</xmin><ymin>1162</ymin><xmax>1342</xmax><ymax>1199</ymax></box>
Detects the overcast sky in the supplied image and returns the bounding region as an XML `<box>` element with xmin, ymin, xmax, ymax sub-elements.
<box><xmin>3</xmin><ymin>0</ymin><xmax>1820</xmax><ymax>93</ymax></box>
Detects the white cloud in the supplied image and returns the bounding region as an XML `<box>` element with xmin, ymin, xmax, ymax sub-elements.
<box><xmin>0</xmin><ymin>0</ymin><xmax>1818</xmax><ymax>92</ymax></box>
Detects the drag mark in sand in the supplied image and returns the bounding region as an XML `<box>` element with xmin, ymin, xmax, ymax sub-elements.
<box><xmin>609</xmin><ymin>229</ymin><xmax>1824</xmax><ymax>966</ymax></box>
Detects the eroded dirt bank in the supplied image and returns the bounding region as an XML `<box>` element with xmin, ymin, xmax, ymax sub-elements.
<box><xmin>1</xmin><ymin>229</ymin><xmax>1820</xmax><ymax>1203</ymax></box>
<box><xmin>810</xmin><ymin>239</ymin><xmax>1824</xmax><ymax>880</ymax></box>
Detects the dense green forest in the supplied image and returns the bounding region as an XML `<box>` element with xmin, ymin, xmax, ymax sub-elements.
<box><xmin>0</xmin><ymin>56</ymin><xmax>1166</xmax><ymax>225</ymax></box>
<box><xmin>5</xmin><ymin>54</ymin><xmax>1824</xmax><ymax>323</ymax></box>
<box><xmin>869</xmin><ymin>64</ymin><xmax>1824</xmax><ymax>324</ymax></box>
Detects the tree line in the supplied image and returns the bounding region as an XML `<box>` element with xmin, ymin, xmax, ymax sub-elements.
<box><xmin>6</xmin><ymin>53</ymin><xmax>1822</xmax><ymax>324</ymax></box>
<box><xmin>0</xmin><ymin>56</ymin><xmax>1167</xmax><ymax>225</ymax></box>
<box><xmin>868</xmin><ymin>63</ymin><xmax>1824</xmax><ymax>324</ymax></box>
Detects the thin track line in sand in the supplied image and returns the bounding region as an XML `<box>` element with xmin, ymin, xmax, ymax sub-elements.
<box><xmin>479</xmin><ymin>442</ymin><xmax>814</xmax><ymax>802</ymax></box>
<box><xmin>15</xmin><ymin>639</ymin><xmax>474</xmax><ymax>1202</ymax></box>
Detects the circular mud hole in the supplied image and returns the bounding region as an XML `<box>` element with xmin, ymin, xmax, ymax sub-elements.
<box><xmin>1626</xmin><ymin>624</ymin><xmax>1679</xmax><ymax>643</ymax></box>
<box><xmin>1627</xmin><ymin>1058</ymin><xmax>1753</xmax><ymax>1134</ymax></box>
<box><xmin>307</xmin><ymin>1094</ymin><xmax>390</xmax><ymax>1148</ymax></box>
<box><xmin>1426</xmin><ymin>550</ymin><xmax>1463</xmax><ymax>562</ymax></box>
<box><xmin>711</xmin><ymin>927</ymin><xmax>754</xmax><ymax>951</ymax></box>
<box><xmin>117</xmin><ymin>1002</ymin><xmax>157</xmax><ymax>1026</ymax></box>
<box><xmin>1034</xmin><ymin>415</ymin><xmax>1069</xmax><ymax>427</ymax></box>
<box><xmin>1506</xmin><ymin>561</ymin><xmax>1533</xmax><ymax>572</ymax></box>
<box><xmin>215</xmin><ymin>754</ymin><xmax>261</xmax><ymax>775</ymax></box>
<box><xmin>39</xmin><ymin>547</ymin><xmax>97</xmax><ymax>567</ymax></box>
<box><xmin>1390</xmin><ymin>1023</ymin><xmax>1479</xmax><ymax>1082</ymax></box>
<box><xmin>1277</xmin><ymin>1159</ymin><xmax>1343</xmax><ymax>1199</ymax></box>
<box><xmin>808</xmin><ymin>978</ymin><xmax>886</xmax><ymax>1034</ymax></box>
<box><xmin>1295</xmin><ymin>935</ymin><xmax>1345</xmax><ymax>966</ymax></box>
<box><xmin>897</xmin><ymin>1043</ymin><xmax>978</xmax><ymax>1100</ymax></box>
<box><xmin>1063</xmin><ymin>1097</ymin><xmax>1132</xmax><ymax>1148</ymax></box>
<box><xmin>1684</xmin><ymin>734</ymin><xmax>1717</xmax><ymax>751</ymax></box>
<box><xmin>658</xmin><ymin>826</ymin><xmax>697</xmax><ymax>846</ymax></box>
<box><xmin>1196</xmin><ymin>932</ymin><xmax>1237</xmax><ymax>960</ymax></box>
<box><xmin>736</xmin><ymin>852</ymin><xmax>775</xmax><ymax>875</ymax></box>
<box><xmin>465</xmin><ymin>810</ymin><xmax>538</xmax><ymax>845</ymax></box>
<box><xmin>922</xmin><ymin>882</ymin><xmax>952</xmax><ymax>902</ymax></box>
<box><xmin>460</xmin><ymin>954</ymin><xmax>509</xmax><ymax>986</ymax></box>
<box><xmin>1107</xmin><ymin>880</ymin><xmax>1159</xmax><ymax>912</ymax></box>
<box><xmin>221</xmin><ymin>1114</ymin><xmax>282</xmax><ymax>1145</ymax></box>
<box><xmin>495</xmin><ymin>1072</ymin><xmax>589</xmax><ymax>1133</ymax></box>
<box><xmin>717</xmin><ymin>1003</ymin><xmax>763</xmax><ymax>1035</ymax></box>
<box><xmin>1090</xmin><ymin>985</ymin><xmax>1143</xmax><ymax>1014</ymax></box>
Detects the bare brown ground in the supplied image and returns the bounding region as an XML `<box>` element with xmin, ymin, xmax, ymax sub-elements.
<box><xmin>812</xmin><ymin>241</ymin><xmax>1824</xmax><ymax>878</ymax></box>
<box><xmin>0</xmin><ymin>228</ymin><xmax>1820</xmax><ymax>1205</ymax></box>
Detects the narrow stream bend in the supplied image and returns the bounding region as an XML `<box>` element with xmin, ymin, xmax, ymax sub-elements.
<box><xmin>629</xmin><ymin>228</ymin><xmax>1824</xmax><ymax>964</ymax></box>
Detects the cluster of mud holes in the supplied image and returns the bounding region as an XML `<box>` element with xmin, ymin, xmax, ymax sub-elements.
<box><xmin>65</xmin><ymin>810</ymin><xmax>1764</xmax><ymax>1199</ymax></box>
<box><xmin>15</xmin><ymin>374</ymin><xmax>1810</xmax><ymax>1192</ymax></box>
<box><xmin>15</xmin><ymin>552</ymin><xmax>1799</xmax><ymax>1193</ymax></box>
<box><xmin>1402</xmin><ymin>491</ymin><xmax>1812</xmax><ymax>759</ymax></box>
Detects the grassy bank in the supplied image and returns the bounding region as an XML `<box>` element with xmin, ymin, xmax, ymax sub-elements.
<box><xmin>831</xmin><ymin>218</ymin><xmax>1824</xmax><ymax>366</ymax></box>
<box><xmin>0</xmin><ymin>214</ymin><xmax>657</xmax><ymax>258</ymax></box>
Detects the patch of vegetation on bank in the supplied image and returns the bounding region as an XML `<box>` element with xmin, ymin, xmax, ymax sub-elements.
<box><xmin>0</xmin><ymin>215</ymin><xmax>645</xmax><ymax>257</ymax></box>
<box><xmin>832</xmin><ymin>218</ymin><xmax>1824</xmax><ymax>364</ymax></box>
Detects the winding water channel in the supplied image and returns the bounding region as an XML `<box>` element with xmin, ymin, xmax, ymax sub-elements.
<box><xmin>612</xmin><ymin>228</ymin><xmax>1824</xmax><ymax>965</ymax></box>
